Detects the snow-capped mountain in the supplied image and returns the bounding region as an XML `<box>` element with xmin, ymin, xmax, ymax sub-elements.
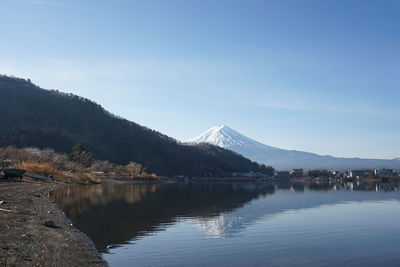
<box><xmin>189</xmin><ymin>125</ymin><xmax>400</xmax><ymax>170</ymax></box>
<box><xmin>189</xmin><ymin>125</ymin><xmax>266</xmax><ymax>148</ymax></box>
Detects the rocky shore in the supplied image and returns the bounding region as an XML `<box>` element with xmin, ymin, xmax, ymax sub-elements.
<box><xmin>0</xmin><ymin>180</ymin><xmax>107</xmax><ymax>266</ymax></box>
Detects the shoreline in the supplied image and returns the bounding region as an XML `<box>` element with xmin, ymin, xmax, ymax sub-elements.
<box><xmin>0</xmin><ymin>179</ymin><xmax>107</xmax><ymax>266</ymax></box>
<box><xmin>2</xmin><ymin>176</ymin><xmax>396</xmax><ymax>266</ymax></box>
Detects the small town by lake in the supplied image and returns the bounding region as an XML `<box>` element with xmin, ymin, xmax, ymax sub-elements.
<box><xmin>52</xmin><ymin>181</ymin><xmax>400</xmax><ymax>267</ymax></box>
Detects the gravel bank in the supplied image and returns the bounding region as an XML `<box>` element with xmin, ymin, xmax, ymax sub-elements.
<box><xmin>0</xmin><ymin>180</ymin><xmax>107</xmax><ymax>267</ymax></box>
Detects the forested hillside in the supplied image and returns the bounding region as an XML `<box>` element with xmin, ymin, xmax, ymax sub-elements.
<box><xmin>0</xmin><ymin>75</ymin><xmax>273</xmax><ymax>176</ymax></box>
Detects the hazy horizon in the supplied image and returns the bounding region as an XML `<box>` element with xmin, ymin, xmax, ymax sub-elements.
<box><xmin>1</xmin><ymin>0</ymin><xmax>399</xmax><ymax>159</ymax></box>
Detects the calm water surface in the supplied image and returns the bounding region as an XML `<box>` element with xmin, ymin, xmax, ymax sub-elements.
<box><xmin>51</xmin><ymin>181</ymin><xmax>400</xmax><ymax>266</ymax></box>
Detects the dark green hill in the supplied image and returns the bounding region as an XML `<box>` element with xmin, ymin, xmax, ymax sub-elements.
<box><xmin>0</xmin><ymin>75</ymin><xmax>273</xmax><ymax>177</ymax></box>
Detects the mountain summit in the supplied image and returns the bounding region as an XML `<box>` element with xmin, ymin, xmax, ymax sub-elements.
<box><xmin>190</xmin><ymin>125</ymin><xmax>400</xmax><ymax>171</ymax></box>
<box><xmin>189</xmin><ymin>125</ymin><xmax>263</xmax><ymax>148</ymax></box>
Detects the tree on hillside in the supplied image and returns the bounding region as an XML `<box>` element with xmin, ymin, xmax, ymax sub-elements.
<box><xmin>69</xmin><ymin>142</ymin><xmax>93</xmax><ymax>167</ymax></box>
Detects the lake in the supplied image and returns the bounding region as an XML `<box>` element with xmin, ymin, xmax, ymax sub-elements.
<box><xmin>51</xmin><ymin>181</ymin><xmax>400</xmax><ymax>266</ymax></box>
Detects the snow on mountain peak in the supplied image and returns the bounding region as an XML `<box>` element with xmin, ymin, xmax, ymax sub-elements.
<box><xmin>189</xmin><ymin>125</ymin><xmax>400</xmax><ymax>170</ymax></box>
<box><xmin>189</xmin><ymin>125</ymin><xmax>262</xmax><ymax>148</ymax></box>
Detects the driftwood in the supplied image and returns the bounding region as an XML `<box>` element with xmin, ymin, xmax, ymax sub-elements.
<box><xmin>0</xmin><ymin>207</ymin><xmax>13</xmax><ymax>212</ymax></box>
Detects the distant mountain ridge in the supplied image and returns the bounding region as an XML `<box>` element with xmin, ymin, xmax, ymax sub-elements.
<box><xmin>0</xmin><ymin>75</ymin><xmax>271</xmax><ymax>177</ymax></box>
<box><xmin>189</xmin><ymin>125</ymin><xmax>400</xmax><ymax>170</ymax></box>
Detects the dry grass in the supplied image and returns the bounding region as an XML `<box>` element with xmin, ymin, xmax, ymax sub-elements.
<box><xmin>2</xmin><ymin>147</ymin><xmax>156</xmax><ymax>184</ymax></box>
<box><xmin>14</xmin><ymin>160</ymin><xmax>153</xmax><ymax>184</ymax></box>
<box><xmin>15</xmin><ymin>161</ymin><xmax>58</xmax><ymax>176</ymax></box>
<box><xmin>14</xmin><ymin>161</ymin><xmax>100</xmax><ymax>184</ymax></box>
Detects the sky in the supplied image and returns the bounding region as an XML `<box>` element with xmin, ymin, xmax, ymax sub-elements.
<box><xmin>0</xmin><ymin>0</ymin><xmax>399</xmax><ymax>159</ymax></box>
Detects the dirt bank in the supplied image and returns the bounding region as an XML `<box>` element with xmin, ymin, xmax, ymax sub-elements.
<box><xmin>0</xmin><ymin>180</ymin><xmax>107</xmax><ymax>267</ymax></box>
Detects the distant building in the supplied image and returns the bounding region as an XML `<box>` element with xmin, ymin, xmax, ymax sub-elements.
<box><xmin>332</xmin><ymin>171</ymin><xmax>343</xmax><ymax>178</ymax></box>
<box><xmin>290</xmin><ymin>169</ymin><xmax>304</xmax><ymax>178</ymax></box>
<box><xmin>374</xmin><ymin>169</ymin><xmax>394</xmax><ymax>177</ymax></box>
<box><xmin>348</xmin><ymin>170</ymin><xmax>367</xmax><ymax>178</ymax></box>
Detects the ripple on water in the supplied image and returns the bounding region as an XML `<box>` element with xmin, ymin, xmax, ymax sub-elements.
<box><xmin>52</xmin><ymin>182</ymin><xmax>400</xmax><ymax>267</ymax></box>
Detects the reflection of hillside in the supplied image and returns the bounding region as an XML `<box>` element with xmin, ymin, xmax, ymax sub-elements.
<box><xmin>52</xmin><ymin>182</ymin><xmax>275</xmax><ymax>252</ymax></box>
<box><xmin>50</xmin><ymin>184</ymin><xmax>158</xmax><ymax>219</ymax></box>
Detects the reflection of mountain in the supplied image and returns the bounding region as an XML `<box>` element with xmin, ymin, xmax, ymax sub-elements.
<box><xmin>187</xmin><ymin>182</ymin><xmax>400</xmax><ymax>238</ymax></box>
<box><xmin>52</xmin><ymin>182</ymin><xmax>400</xmax><ymax>252</ymax></box>
<box><xmin>52</xmin><ymin>182</ymin><xmax>275</xmax><ymax>252</ymax></box>
<box><xmin>188</xmin><ymin>212</ymin><xmax>255</xmax><ymax>238</ymax></box>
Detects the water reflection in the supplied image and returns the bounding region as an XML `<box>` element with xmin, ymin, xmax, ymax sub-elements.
<box><xmin>51</xmin><ymin>181</ymin><xmax>400</xmax><ymax>254</ymax></box>
<box><xmin>51</xmin><ymin>182</ymin><xmax>275</xmax><ymax>251</ymax></box>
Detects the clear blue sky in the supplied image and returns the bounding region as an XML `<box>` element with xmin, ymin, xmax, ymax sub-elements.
<box><xmin>1</xmin><ymin>0</ymin><xmax>399</xmax><ymax>159</ymax></box>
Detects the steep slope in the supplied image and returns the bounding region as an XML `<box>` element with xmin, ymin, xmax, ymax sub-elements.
<box><xmin>0</xmin><ymin>75</ymin><xmax>271</xmax><ymax>177</ymax></box>
<box><xmin>190</xmin><ymin>125</ymin><xmax>400</xmax><ymax>170</ymax></box>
